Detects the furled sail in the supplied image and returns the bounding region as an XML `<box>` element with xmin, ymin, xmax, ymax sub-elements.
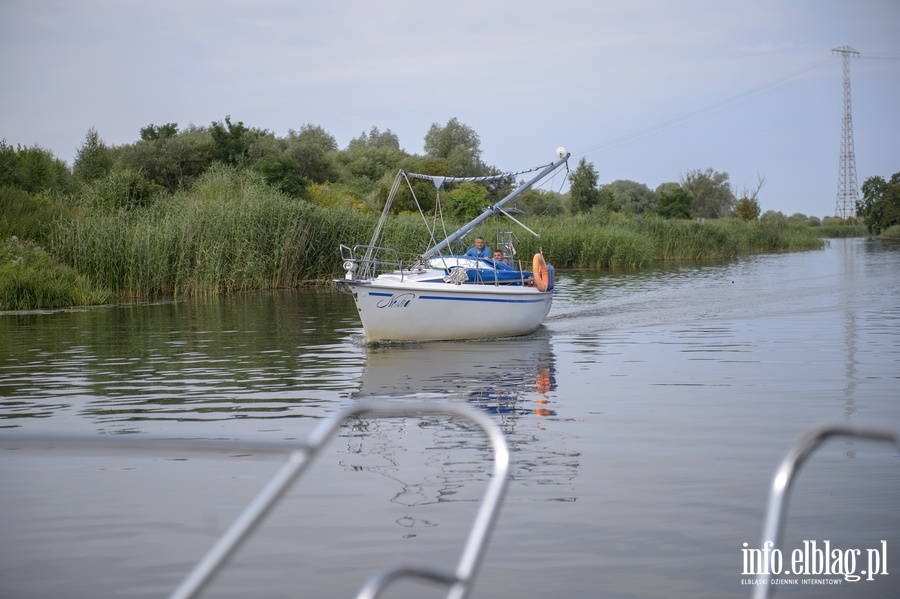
<box><xmin>402</xmin><ymin>164</ymin><xmax>552</xmax><ymax>191</ymax></box>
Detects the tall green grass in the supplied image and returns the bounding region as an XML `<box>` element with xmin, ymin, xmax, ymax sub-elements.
<box><xmin>51</xmin><ymin>165</ymin><xmax>376</xmax><ymax>297</ymax></box>
<box><xmin>0</xmin><ymin>185</ymin><xmax>69</xmax><ymax>244</ymax></box>
<box><xmin>817</xmin><ymin>223</ymin><xmax>868</xmax><ymax>238</ymax></box>
<box><xmin>478</xmin><ymin>213</ymin><xmax>822</xmax><ymax>269</ymax></box>
<box><xmin>1</xmin><ymin>236</ymin><xmax>109</xmax><ymax>310</ymax></box>
<box><xmin>879</xmin><ymin>224</ymin><xmax>900</xmax><ymax>239</ymax></box>
<box><xmin>40</xmin><ymin>166</ymin><xmax>826</xmax><ymax>303</ymax></box>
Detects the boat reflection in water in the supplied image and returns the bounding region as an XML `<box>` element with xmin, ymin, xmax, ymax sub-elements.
<box><xmin>343</xmin><ymin>332</ymin><xmax>577</xmax><ymax>510</ymax></box>
<box><xmin>352</xmin><ymin>331</ymin><xmax>558</xmax><ymax>421</ymax></box>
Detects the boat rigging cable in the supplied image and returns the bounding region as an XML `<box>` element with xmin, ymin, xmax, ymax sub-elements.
<box><xmin>374</xmin><ymin>159</ymin><xmax>571</xmax><ymax>264</ymax></box>
<box><xmin>419</xmin><ymin>156</ymin><xmax>569</xmax><ymax>261</ymax></box>
<box><xmin>534</xmin><ymin>161</ymin><xmax>571</xmax><ymax>217</ymax></box>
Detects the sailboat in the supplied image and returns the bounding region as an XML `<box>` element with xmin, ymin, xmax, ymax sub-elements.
<box><xmin>334</xmin><ymin>147</ymin><xmax>570</xmax><ymax>342</ymax></box>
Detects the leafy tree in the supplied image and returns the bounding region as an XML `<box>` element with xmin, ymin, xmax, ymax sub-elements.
<box><xmin>0</xmin><ymin>141</ymin><xmax>13</xmax><ymax>187</ymax></box>
<box><xmin>656</xmin><ymin>182</ymin><xmax>680</xmax><ymax>195</ymax></box>
<box><xmin>732</xmin><ymin>198</ymin><xmax>760</xmax><ymax>221</ymax></box>
<box><xmin>445</xmin><ymin>181</ymin><xmax>488</xmax><ymax>221</ymax></box>
<box><xmin>73</xmin><ymin>128</ymin><xmax>114</xmax><ymax>185</ymax></box>
<box><xmin>368</xmin><ymin>155</ymin><xmax>449</xmax><ymax>214</ymax></box>
<box><xmin>424</xmin><ymin>118</ymin><xmax>486</xmax><ymax>176</ymax></box>
<box><xmin>253</xmin><ymin>154</ymin><xmax>307</xmax><ymax>197</ymax></box>
<box><xmin>568</xmin><ymin>157</ymin><xmax>601</xmax><ymax>213</ymax></box>
<box><xmin>857</xmin><ymin>172</ymin><xmax>900</xmax><ymax>235</ymax></box>
<box><xmin>656</xmin><ymin>186</ymin><xmax>692</xmax><ymax>219</ymax></box>
<box><xmin>348</xmin><ymin>126</ymin><xmax>400</xmax><ymax>150</ymax></box>
<box><xmin>604</xmin><ymin>179</ymin><xmax>656</xmax><ymax>214</ymax></box>
<box><xmin>118</xmin><ymin>126</ymin><xmax>215</xmax><ymax>192</ymax></box>
<box><xmin>761</xmin><ymin>210</ymin><xmax>786</xmax><ymax>221</ymax></box>
<box><xmin>336</xmin><ymin>127</ymin><xmax>407</xmax><ymax>197</ymax></box>
<box><xmin>140</xmin><ymin>122</ymin><xmax>179</xmax><ymax>141</ymax></box>
<box><xmin>284</xmin><ymin>125</ymin><xmax>339</xmax><ymax>184</ymax></box>
<box><xmin>338</xmin><ymin>144</ymin><xmax>403</xmax><ymax>181</ymax></box>
<box><xmin>245</xmin><ymin>132</ymin><xmax>283</xmax><ymax>161</ymax></box>
<box><xmin>0</xmin><ymin>140</ymin><xmax>72</xmax><ymax>196</ymax></box>
<box><xmin>423</xmin><ymin>119</ymin><xmax>515</xmax><ymax>203</ymax></box>
<box><xmin>597</xmin><ymin>187</ymin><xmax>620</xmax><ymax>212</ymax></box>
<box><xmin>210</xmin><ymin>116</ymin><xmax>267</xmax><ymax>166</ymax></box>
<box><xmin>731</xmin><ymin>175</ymin><xmax>765</xmax><ymax>221</ymax></box>
<box><xmin>681</xmin><ymin>168</ymin><xmax>735</xmax><ymax>218</ymax></box>
<box><xmin>510</xmin><ymin>187</ymin><xmax>565</xmax><ymax>217</ymax></box>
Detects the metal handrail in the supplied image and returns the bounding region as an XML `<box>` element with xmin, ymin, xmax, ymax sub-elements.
<box><xmin>340</xmin><ymin>244</ymin><xmax>405</xmax><ymax>280</ymax></box>
<box><xmin>753</xmin><ymin>424</ymin><xmax>900</xmax><ymax>598</ymax></box>
<box><xmin>2</xmin><ymin>401</ymin><xmax>511</xmax><ymax>599</ymax></box>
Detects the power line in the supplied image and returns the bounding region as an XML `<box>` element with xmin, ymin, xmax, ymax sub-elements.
<box><xmin>574</xmin><ymin>56</ymin><xmax>836</xmax><ymax>159</ymax></box>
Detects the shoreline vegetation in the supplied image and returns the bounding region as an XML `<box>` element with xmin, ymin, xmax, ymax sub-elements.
<box><xmin>1</xmin><ymin>118</ymin><xmax>884</xmax><ymax>311</ymax></box>
<box><xmin>2</xmin><ymin>164</ymin><xmax>859</xmax><ymax>311</ymax></box>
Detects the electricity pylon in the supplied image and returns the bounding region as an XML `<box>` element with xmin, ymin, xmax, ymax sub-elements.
<box><xmin>833</xmin><ymin>45</ymin><xmax>859</xmax><ymax>219</ymax></box>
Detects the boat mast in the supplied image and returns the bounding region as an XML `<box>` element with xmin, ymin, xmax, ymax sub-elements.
<box><xmin>420</xmin><ymin>151</ymin><xmax>569</xmax><ymax>261</ymax></box>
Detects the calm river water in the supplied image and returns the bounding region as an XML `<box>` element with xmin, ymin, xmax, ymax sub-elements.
<box><xmin>1</xmin><ymin>237</ymin><xmax>898</xmax><ymax>599</ymax></box>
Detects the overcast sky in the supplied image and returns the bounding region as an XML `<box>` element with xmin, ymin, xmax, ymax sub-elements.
<box><xmin>2</xmin><ymin>0</ymin><xmax>898</xmax><ymax>217</ymax></box>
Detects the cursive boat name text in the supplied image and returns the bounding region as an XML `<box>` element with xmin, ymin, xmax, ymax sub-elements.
<box><xmin>376</xmin><ymin>293</ymin><xmax>415</xmax><ymax>308</ymax></box>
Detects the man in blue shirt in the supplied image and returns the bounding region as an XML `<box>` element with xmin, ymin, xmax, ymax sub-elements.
<box><xmin>465</xmin><ymin>236</ymin><xmax>491</xmax><ymax>258</ymax></box>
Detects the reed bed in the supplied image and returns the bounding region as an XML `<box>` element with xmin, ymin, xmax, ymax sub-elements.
<box><xmin>510</xmin><ymin>217</ymin><xmax>655</xmax><ymax>268</ymax></box>
<box><xmin>880</xmin><ymin>224</ymin><xmax>900</xmax><ymax>239</ymax></box>
<box><xmin>476</xmin><ymin>213</ymin><xmax>822</xmax><ymax>269</ymax></box>
<box><xmin>50</xmin><ymin>166</ymin><xmax>376</xmax><ymax>297</ymax></box>
<box><xmin>817</xmin><ymin>223</ymin><xmax>868</xmax><ymax>238</ymax></box>
<box><xmin>40</xmin><ymin>166</ymin><xmax>825</xmax><ymax>302</ymax></box>
<box><xmin>1</xmin><ymin>236</ymin><xmax>108</xmax><ymax>310</ymax></box>
<box><xmin>0</xmin><ymin>186</ymin><xmax>69</xmax><ymax>245</ymax></box>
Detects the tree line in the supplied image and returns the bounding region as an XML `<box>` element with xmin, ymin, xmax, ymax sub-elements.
<box><xmin>2</xmin><ymin>117</ymin><xmax>505</xmax><ymax>217</ymax></box>
<box><xmin>567</xmin><ymin>158</ymin><xmax>758</xmax><ymax>221</ymax></box>
<box><xmin>2</xmin><ymin>115</ymin><xmax>895</xmax><ymax>256</ymax></box>
<box><xmin>5</xmin><ymin>115</ymin><xmax>880</xmax><ymax>225</ymax></box>
<box><xmin>857</xmin><ymin>172</ymin><xmax>900</xmax><ymax>235</ymax></box>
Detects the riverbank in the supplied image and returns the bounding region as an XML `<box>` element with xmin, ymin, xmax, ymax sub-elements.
<box><xmin>1</xmin><ymin>167</ymin><xmax>859</xmax><ymax>310</ymax></box>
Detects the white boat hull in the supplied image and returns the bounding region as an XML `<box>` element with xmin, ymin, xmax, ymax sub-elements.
<box><xmin>338</xmin><ymin>276</ymin><xmax>552</xmax><ymax>342</ymax></box>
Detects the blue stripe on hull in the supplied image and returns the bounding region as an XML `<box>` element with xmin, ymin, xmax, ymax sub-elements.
<box><xmin>420</xmin><ymin>295</ymin><xmax>546</xmax><ymax>304</ymax></box>
<box><xmin>366</xmin><ymin>292</ymin><xmax>547</xmax><ymax>304</ymax></box>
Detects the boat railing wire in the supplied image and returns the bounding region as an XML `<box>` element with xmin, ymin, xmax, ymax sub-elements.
<box><xmin>2</xmin><ymin>401</ymin><xmax>511</xmax><ymax>599</ymax></box>
<box><xmin>340</xmin><ymin>243</ymin><xmax>404</xmax><ymax>280</ymax></box>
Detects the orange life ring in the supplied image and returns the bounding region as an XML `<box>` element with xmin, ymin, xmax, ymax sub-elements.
<box><xmin>532</xmin><ymin>253</ymin><xmax>549</xmax><ymax>291</ymax></box>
